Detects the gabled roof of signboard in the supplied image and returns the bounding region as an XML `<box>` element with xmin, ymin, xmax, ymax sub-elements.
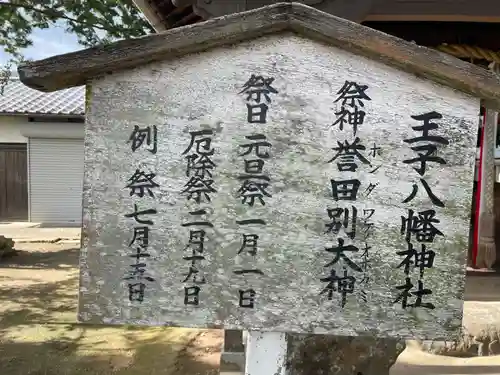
<box><xmin>17</xmin><ymin>2</ymin><xmax>500</xmax><ymax>110</ymax></box>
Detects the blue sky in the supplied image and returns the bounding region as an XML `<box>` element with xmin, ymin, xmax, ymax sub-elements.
<box><xmin>0</xmin><ymin>25</ymin><xmax>82</xmax><ymax>75</ymax></box>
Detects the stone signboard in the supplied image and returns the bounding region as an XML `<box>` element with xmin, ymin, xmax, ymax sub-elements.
<box><xmin>77</xmin><ymin>32</ymin><xmax>478</xmax><ymax>339</ymax></box>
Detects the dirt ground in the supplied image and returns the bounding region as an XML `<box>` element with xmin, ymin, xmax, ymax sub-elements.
<box><xmin>5</xmin><ymin>243</ymin><xmax>500</xmax><ymax>375</ymax></box>
<box><xmin>0</xmin><ymin>242</ymin><xmax>223</xmax><ymax>375</ymax></box>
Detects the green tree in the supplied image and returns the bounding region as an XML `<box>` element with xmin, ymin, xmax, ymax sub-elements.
<box><xmin>0</xmin><ymin>0</ymin><xmax>154</xmax><ymax>88</ymax></box>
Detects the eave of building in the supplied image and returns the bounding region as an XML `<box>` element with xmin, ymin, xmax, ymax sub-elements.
<box><xmin>135</xmin><ymin>0</ymin><xmax>202</xmax><ymax>30</ymax></box>
<box><xmin>139</xmin><ymin>0</ymin><xmax>500</xmax><ymax>28</ymax></box>
<box><xmin>365</xmin><ymin>14</ymin><xmax>500</xmax><ymax>22</ymax></box>
<box><xmin>135</xmin><ymin>0</ymin><xmax>500</xmax><ymax>58</ymax></box>
<box><xmin>133</xmin><ymin>0</ymin><xmax>168</xmax><ymax>32</ymax></box>
<box><xmin>363</xmin><ymin>21</ymin><xmax>500</xmax><ymax>52</ymax></box>
<box><xmin>367</xmin><ymin>0</ymin><xmax>500</xmax><ymax>23</ymax></box>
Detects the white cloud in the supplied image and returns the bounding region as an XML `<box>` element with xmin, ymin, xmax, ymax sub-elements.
<box><xmin>0</xmin><ymin>25</ymin><xmax>82</xmax><ymax>70</ymax></box>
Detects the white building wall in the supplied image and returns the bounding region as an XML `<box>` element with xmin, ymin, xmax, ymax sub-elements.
<box><xmin>0</xmin><ymin>115</ymin><xmax>28</xmax><ymax>143</ymax></box>
<box><xmin>18</xmin><ymin>120</ymin><xmax>84</xmax><ymax>139</ymax></box>
<box><xmin>0</xmin><ymin>115</ymin><xmax>85</xmax><ymax>142</ymax></box>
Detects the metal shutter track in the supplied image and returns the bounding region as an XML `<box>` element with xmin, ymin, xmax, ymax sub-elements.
<box><xmin>29</xmin><ymin>138</ymin><xmax>83</xmax><ymax>224</ymax></box>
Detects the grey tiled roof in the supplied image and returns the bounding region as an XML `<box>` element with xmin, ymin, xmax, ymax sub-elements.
<box><xmin>0</xmin><ymin>79</ymin><xmax>84</xmax><ymax>116</ymax></box>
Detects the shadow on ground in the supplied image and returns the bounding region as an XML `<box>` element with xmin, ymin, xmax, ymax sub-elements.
<box><xmin>0</xmin><ymin>276</ymin><xmax>78</xmax><ymax>326</ymax></box>
<box><xmin>0</xmin><ymin>329</ymin><xmax>222</xmax><ymax>375</ymax></box>
<box><xmin>0</xmin><ymin>246</ymin><xmax>79</xmax><ymax>270</ymax></box>
<box><xmin>0</xmin><ymin>243</ymin><xmax>222</xmax><ymax>375</ymax></box>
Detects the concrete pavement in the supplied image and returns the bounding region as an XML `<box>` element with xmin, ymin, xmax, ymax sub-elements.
<box><xmin>0</xmin><ymin>222</ymin><xmax>81</xmax><ymax>243</ymax></box>
<box><xmin>392</xmin><ymin>343</ymin><xmax>500</xmax><ymax>375</ymax></box>
<box><xmin>463</xmin><ymin>275</ymin><xmax>500</xmax><ymax>338</ymax></box>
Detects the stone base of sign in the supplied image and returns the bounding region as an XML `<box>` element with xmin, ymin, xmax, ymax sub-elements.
<box><xmin>220</xmin><ymin>352</ymin><xmax>246</xmax><ymax>373</ymax></box>
<box><xmin>286</xmin><ymin>334</ymin><xmax>406</xmax><ymax>375</ymax></box>
<box><xmin>220</xmin><ymin>330</ymin><xmax>246</xmax><ymax>374</ymax></box>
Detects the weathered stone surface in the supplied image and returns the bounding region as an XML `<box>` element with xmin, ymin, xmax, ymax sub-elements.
<box><xmin>79</xmin><ymin>33</ymin><xmax>478</xmax><ymax>339</ymax></box>
<box><xmin>286</xmin><ymin>334</ymin><xmax>405</xmax><ymax>375</ymax></box>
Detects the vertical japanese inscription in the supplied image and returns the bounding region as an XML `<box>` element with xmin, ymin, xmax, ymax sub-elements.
<box><xmin>124</xmin><ymin>125</ymin><xmax>159</xmax><ymax>302</ymax></box>
<box><xmin>395</xmin><ymin>111</ymin><xmax>448</xmax><ymax>310</ymax></box>
<box><xmin>332</xmin><ymin>81</ymin><xmax>371</xmax><ymax>136</ymax></box>
<box><xmin>322</xmin><ymin>81</ymin><xmax>380</xmax><ymax>307</ymax></box>
<box><xmin>234</xmin><ymin>74</ymin><xmax>278</xmax><ymax>308</ymax></box>
<box><xmin>181</xmin><ymin>130</ymin><xmax>217</xmax><ymax>306</ymax></box>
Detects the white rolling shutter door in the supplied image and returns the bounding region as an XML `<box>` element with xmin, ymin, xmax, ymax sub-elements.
<box><xmin>29</xmin><ymin>138</ymin><xmax>84</xmax><ymax>224</ymax></box>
